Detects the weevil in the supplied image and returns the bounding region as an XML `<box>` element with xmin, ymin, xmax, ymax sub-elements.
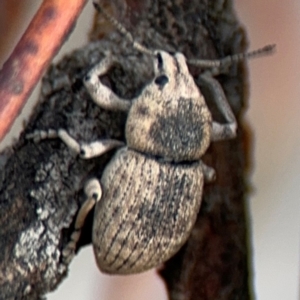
<box><xmin>27</xmin><ymin>3</ymin><xmax>275</xmax><ymax>275</ymax></box>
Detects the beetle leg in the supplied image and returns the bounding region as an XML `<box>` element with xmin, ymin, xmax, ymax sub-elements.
<box><xmin>200</xmin><ymin>161</ymin><xmax>216</xmax><ymax>182</ymax></box>
<box><xmin>83</xmin><ymin>55</ymin><xmax>131</xmax><ymax>112</ymax></box>
<box><xmin>26</xmin><ymin>129</ymin><xmax>124</xmax><ymax>158</ymax></box>
<box><xmin>62</xmin><ymin>178</ymin><xmax>102</xmax><ymax>264</ymax></box>
<box><xmin>79</xmin><ymin>139</ymin><xmax>124</xmax><ymax>159</ymax></box>
<box><xmin>199</xmin><ymin>73</ymin><xmax>237</xmax><ymax>141</ymax></box>
<box><xmin>26</xmin><ymin>129</ymin><xmax>81</xmax><ymax>153</ymax></box>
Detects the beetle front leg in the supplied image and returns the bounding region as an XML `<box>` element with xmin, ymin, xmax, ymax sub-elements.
<box><xmin>26</xmin><ymin>129</ymin><xmax>124</xmax><ymax>159</ymax></box>
<box><xmin>199</xmin><ymin>73</ymin><xmax>237</xmax><ymax>141</ymax></box>
<box><xmin>62</xmin><ymin>178</ymin><xmax>101</xmax><ymax>264</ymax></box>
<box><xmin>83</xmin><ymin>55</ymin><xmax>131</xmax><ymax>112</ymax></box>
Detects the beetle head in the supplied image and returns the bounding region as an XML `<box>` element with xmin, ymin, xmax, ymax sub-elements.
<box><xmin>151</xmin><ymin>50</ymin><xmax>201</xmax><ymax>99</ymax></box>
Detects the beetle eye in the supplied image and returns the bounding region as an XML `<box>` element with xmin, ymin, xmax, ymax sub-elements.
<box><xmin>157</xmin><ymin>53</ymin><xmax>163</xmax><ymax>69</ymax></box>
<box><xmin>154</xmin><ymin>75</ymin><xmax>169</xmax><ymax>88</ymax></box>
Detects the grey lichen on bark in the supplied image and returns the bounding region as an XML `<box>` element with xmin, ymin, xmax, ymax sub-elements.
<box><xmin>0</xmin><ymin>0</ymin><xmax>252</xmax><ymax>299</ymax></box>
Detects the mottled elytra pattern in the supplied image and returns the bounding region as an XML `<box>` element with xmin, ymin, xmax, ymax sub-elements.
<box><xmin>93</xmin><ymin>148</ymin><xmax>204</xmax><ymax>274</ymax></box>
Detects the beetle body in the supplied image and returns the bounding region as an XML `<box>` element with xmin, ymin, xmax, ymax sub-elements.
<box><xmin>92</xmin><ymin>51</ymin><xmax>212</xmax><ymax>274</ymax></box>
<box><xmin>93</xmin><ymin>148</ymin><xmax>205</xmax><ymax>274</ymax></box>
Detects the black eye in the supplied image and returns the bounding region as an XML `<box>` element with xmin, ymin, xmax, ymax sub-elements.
<box><xmin>154</xmin><ymin>75</ymin><xmax>169</xmax><ymax>88</ymax></box>
<box><xmin>157</xmin><ymin>53</ymin><xmax>163</xmax><ymax>69</ymax></box>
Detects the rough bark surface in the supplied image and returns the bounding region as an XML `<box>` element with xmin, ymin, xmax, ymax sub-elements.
<box><xmin>0</xmin><ymin>0</ymin><xmax>251</xmax><ymax>299</ymax></box>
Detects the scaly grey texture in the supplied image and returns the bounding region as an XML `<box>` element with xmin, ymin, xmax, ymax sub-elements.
<box><xmin>93</xmin><ymin>148</ymin><xmax>204</xmax><ymax>274</ymax></box>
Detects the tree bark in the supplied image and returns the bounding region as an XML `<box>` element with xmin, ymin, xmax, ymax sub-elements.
<box><xmin>0</xmin><ymin>0</ymin><xmax>252</xmax><ymax>299</ymax></box>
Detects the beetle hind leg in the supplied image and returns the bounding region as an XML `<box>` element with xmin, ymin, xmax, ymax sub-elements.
<box><xmin>62</xmin><ymin>178</ymin><xmax>102</xmax><ymax>264</ymax></box>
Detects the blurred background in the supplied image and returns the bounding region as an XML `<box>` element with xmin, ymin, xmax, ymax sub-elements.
<box><xmin>0</xmin><ymin>1</ymin><xmax>299</xmax><ymax>299</ymax></box>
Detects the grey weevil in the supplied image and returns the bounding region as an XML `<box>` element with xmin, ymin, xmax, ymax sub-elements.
<box><xmin>27</xmin><ymin>3</ymin><xmax>275</xmax><ymax>275</ymax></box>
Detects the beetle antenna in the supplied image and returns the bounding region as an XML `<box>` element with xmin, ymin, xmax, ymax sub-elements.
<box><xmin>188</xmin><ymin>44</ymin><xmax>276</xmax><ymax>68</ymax></box>
<box><xmin>93</xmin><ymin>2</ymin><xmax>154</xmax><ymax>56</ymax></box>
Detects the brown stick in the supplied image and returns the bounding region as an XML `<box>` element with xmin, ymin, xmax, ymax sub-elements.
<box><xmin>0</xmin><ymin>0</ymin><xmax>88</xmax><ymax>142</ymax></box>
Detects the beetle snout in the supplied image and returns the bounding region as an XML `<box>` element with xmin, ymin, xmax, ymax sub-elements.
<box><xmin>174</xmin><ymin>52</ymin><xmax>189</xmax><ymax>75</ymax></box>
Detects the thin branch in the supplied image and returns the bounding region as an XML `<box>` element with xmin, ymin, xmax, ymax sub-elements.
<box><xmin>0</xmin><ymin>0</ymin><xmax>88</xmax><ymax>142</ymax></box>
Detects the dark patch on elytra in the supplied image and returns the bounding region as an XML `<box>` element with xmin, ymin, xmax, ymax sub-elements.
<box><xmin>150</xmin><ymin>97</ymin><xmax>205</xmax><ymax>154</ymax></box>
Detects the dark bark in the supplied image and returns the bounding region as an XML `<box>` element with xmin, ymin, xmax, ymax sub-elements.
<box><xmin>0</xmin><ymin>0</ymin><xmax>251</xmax><ymax>299</ymax></box>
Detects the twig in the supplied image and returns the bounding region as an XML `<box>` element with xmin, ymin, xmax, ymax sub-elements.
<box><xmin>0</xmin><ymin>0</ymin><xmax>88</xmax><ymax>142</ymax></box>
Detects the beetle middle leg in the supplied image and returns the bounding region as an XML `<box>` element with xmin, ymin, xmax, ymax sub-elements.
<box><xmin>26</xmin><ymin>129</ymin><xmax>124</xmax><ymax>159</ymax></box>
<box><xmin>62</xmin><ymin>178</ymin><xmax>102</xmax><ymax>264</ymax></box>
